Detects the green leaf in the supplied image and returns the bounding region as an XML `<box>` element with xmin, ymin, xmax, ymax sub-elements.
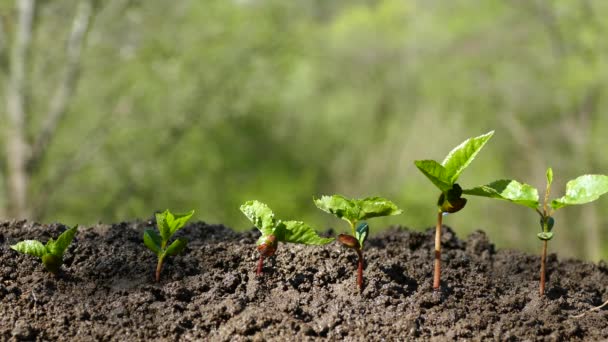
<box><xmin>143</xmin><ymin>229</ymin><xmax>162</xmax><ymax>255</ymax></box>
<box><xmin>414</xmin><ymin>160</ymin><xmax>452</xmax><ymax>192</ymax></box>
<box><xmin>441</xmin><ymin>131</ymin><xmax>494</xmax><ymax>184</ymax></box>
<box><xmin>166</xmin><ymin>209</ymin><xmax>195</xmax><ymax>236</ymax></box>
<box><xmin>546</xmin><ymin>168</ymin><xmax>553</xmax><ymax>187</ymax></box>
<box><xmin>537</xmin><ymin>232</ymin><xmax>554</xmax><ymax>241</ymax></box>
<box><xmin>165</xmin><ymin>238</ymin><xmax>188</xmax><ymax>256</ymax></box>
<box><xmin>314</xmin><ymin>195</ymin><xmax>402</xmax><ymax>224</ymax></box>
<box><xmin>156</xmin><ymin>210</ymin><xmax>172</xmax><ymax>242</ymax></box>
<box><xmin>46</xmin><ymin>225</ymin><xmax>78</xmax><ymax>257</ymax></box>
<box><xmin>355</xmin><ymin>197</ymin><xmax>402</xmax><ymax>221</ymax></box>
<box><xmin>463</xmin><ymin>179</ymin><xmax>540</xmax><ymax>210</ymax></box>
<box><xmin>240</xmin><ymin>200</ymin><xmax>277</xmax><ymax>236</ymax></box>
<box><xmin>11</xmin><ymin>240</ymin><xmax>47</xmax><ymax>258</ymax></box>
<box><xmin>314</xmin><ymin>195</ymin><xmax>359</xmax><ymax>224</ymax></box>
<box><xmin>277</xmin><ymin>221</ymin><xmax>334</xmax><ymax>245</ymax></box>
<box><xmin>551</xmin><ymin>174</ymin><xmax>608</xmax><ymax>210</ymax></box>
<box><xmin>355</xmin><ymin>222</ymin><xmax>369</xmax><ymax>248</ymax></box>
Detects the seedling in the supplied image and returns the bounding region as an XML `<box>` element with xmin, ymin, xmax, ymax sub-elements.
<box><xmin>463</xmin><ymin>168</ymin><xmax>608</xmax><ymax>295</ymax></box>
<box><xmin>240</xmin><ymin>200</ymin><xmax>334</xmax><ymax>275</ymax></box>
<box><xmin>314</xmin><ymin>195</ymin><xmax>402</xmax><ymax>291</ymax></box>
<box><xmin>414</xmin><ymin>131</ymin><xmax>494</xmax><ymax>290</ymax></box>
<box><xmin>143</xmin><ymin>209</ymin><xmax>194</xmax><ymax>282</ymax></box>
<box><xmin>11</xmin><ymin>225</ymin><xmax>79</xmax><ymax>274</ymax></box>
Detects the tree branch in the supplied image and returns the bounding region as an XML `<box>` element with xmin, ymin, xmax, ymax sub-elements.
<box><xmin>28</xmin><ymin>0</ymin><xmax>95</xmax><ymax>170</ymax></box>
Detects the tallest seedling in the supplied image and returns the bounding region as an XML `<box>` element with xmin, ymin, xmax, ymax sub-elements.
<box><xmin>414</xmin><ymin>131</ymin><xmax>494</xmax><ymax>290</ymax></box>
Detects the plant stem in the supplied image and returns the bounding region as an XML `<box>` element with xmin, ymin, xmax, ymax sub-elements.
<box><xmin>257</xmin><ymin>255</ymin><xmax>264</xmax><ymax>276</ymax></box>
<box><xmin>356</xmin><ymin>249</ymin><xmax>364</xmax><ymax>291</ymax></box>
<box><xmin>433</xmin><ymin>210</ymin><xmax>443</xmax><ymax>291</ymax></box>
<box><xmin>540</xmin><ymin>240</ymin><xmax>548</xmax><ymax>296</ymax></box>
<box><xmin>155</xmin><ymin>256</ymin><xmax>164</xmax><ymax>282</ymax></box>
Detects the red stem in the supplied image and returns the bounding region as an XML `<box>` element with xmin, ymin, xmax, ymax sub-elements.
<box><xmin>155</xmin><ymin>257</ymin><xmax>164</xmax><ymax>282</ymax></box>
<box><xmin>357</xmin><ymin>249</ymin><xmax>364</xmax><ymax>291</ymax></box>
<box><xmin>257</xmin><ymin>255</ymin><xmax>264</xmax><ymax>276</ymax></box>
<box><xmin>540</xmin><ymin>240</ymin><xmax>547</xmax><ymax>296</ymax></box>
<box><xmin>433</xmin><ymin>211</ymin><xmax>443</xmax><ymax>290</ymax></box>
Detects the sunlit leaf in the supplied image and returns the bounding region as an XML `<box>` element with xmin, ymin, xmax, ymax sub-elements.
<box><xmin>278</xmin><ymin>221</ymin><xmax>334</xmax><ymax>245</ymax></box>
<box><xmin>537</xmin><ymin>232</ymin><xmax>553</xmax><ymax>241</ymax></box>
<box><xmin>441</xmin><ymin>131</ymin><xmax>494</xmax><ymax>184</ymax></box>
<box><xmin>46</xmin><ymin>225</ymin><xmax>79</xmax><ymax>257</ymax></box>
<box><xmin>240</xmin><ymin>200</ymin><xmax>277</xmax><ymax>236</ymax></box>
<box><xmin>314</xmin><ymin>195</ymin><xmax>359</xmax><ymax>224</ymax></box>
<box><xmin>463</xmin><ymin>179</ymin><xmax>539</xmax><ymax>209</ymax></box>
<box><xmin>356</xmin><ymin>197</ymin><xmax>402</xmax><ymax>221</ymax></box>
<box><xmin>167</xmin><ymin>210</ymin><xmax>195</xmax><ymax>235</ymax></box>
<box><xmin>551</xmin><ymin>175</ymin><xmax>608</xmax><ymax>210</ymax></box>
<box><xmin>414</xmin><ymin>160</ymin><xmax>452</xmax><ymax>192</ymax></box>
<box><xmin>11</xmin><ymin>240</ymin><xmax>47</xmax><ymax>258</ymax></box>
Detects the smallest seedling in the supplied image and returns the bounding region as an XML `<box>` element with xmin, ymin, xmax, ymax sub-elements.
<box><xmin>11</xmin><ymin>225</ymin><xmax>79</xmax><ymax>274</ymax></box>
<box><xmin>144</xmin><ymin>209</ymin><xmax>194</xmax><ymax>282</ymax></box>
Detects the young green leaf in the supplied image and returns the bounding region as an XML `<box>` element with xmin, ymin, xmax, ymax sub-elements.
<box><xmin>313</xmin><ymin>195</ymin><xmax>359</xmax><ymax>224</ymax></box>
<box><xmin>413</xmin><ymin>160</ymin><xmax>452</xmax><ymax>192</ymax></box>
<box><xmin>537</xmin><ymin>232</ymin><xmax>554</xmax><ymax>241</ymax></box>
<box><xmin>313</xmin><ymin>195</ymin><xmax>402</xmax><ymax>224</ymax></box>
<box><xmin>165</xmin><ymin>237</ymin><xmax>188</xmax><ymax>257</ymax></box>
<box><xmin>356</xmin><ymin>197</ymin><xmax>403</xmax><ymax>221</ymax></box>
<box><xmin>11</xmin><ymin>240</ymin><xmax>47</xmax><ymax>258</ymax></box>
<box><xmin>167</xmin><ymin>210</ymin><xmax>195</xmax><ymax>236</ymax></box>
<box><xmin>441</xmin><ymin>131</ymin><xmax>494</xmax><ymax>184</ymax></box>
<box><xmin>550</xmin><ymin>175</ymin><xmax>608</xmax><ymax>210</ymax></box>
<box><xmin>143</xmin><ymin>229</ymin><xmax>162</xmax><ymax>255</ymax></box>
<box><xmin>355</xmin><ymin>222</ymin><xmax>369</xmax><ymax>248</ymax></box>
<box><xmin>155</xmin><ymin>210</ymin><xmax>172</xmax><ymax>242</ymax></box>
<box><xmin>240</xmin><ymin>200</ymin><xmax>277</xmax><ymax>236</ymax></box>
<box><xmin>546</xmin><ymin>168</ymin><xmax>553</xmax><ymax>187</ymax></box>
<box><xmin>155</xmin><ymin>209</ymin><xmax>194</xmax><ymax>241</ymax></box>
<box><xmin>46</xmin><ymin>225</ymin><xmax>79</xmax><ymax>257</ymax></box>
<box><xmin>463</xmin><ymin>179</ymin><xmax>540</xmax><ymax>209</ymax></box>
<box><xmin>278</xmin><ymin>221</ymin><xmax>334</xmax><ymax>245</ymax></box>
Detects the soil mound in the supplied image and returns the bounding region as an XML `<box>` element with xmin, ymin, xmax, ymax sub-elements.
<box><xmin>1</xmin><ymin>220</ymin><xmax>607</xmax><ymax>341</ymax></box>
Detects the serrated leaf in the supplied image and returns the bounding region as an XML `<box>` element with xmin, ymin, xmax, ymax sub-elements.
<box><xmin>355</xmin><ymin>197</ymin><xmax>402</xmax><ymax>221</ymax></box>
<box><xmin>46</xmin><ymin>225</ymin><xmax>78</xmax><ymax>257</ymax></box>
<box><xmin>551</xmin><ymin>174</ymin><xmax>608</xmax><ymax>209</ymax></box>
<box><xmin>463</xmin><ymin>179</ymin><xmax>540</xmax><ymax>209</ymax></box>
<box><xmin>414</xmin><ymin>160</ymin><xmax>452</xmax><ymax>192</ymax></box>
<box><xmin>11</xmin><ymin>240</ymin><xmax>47</xmax><ymax>258</ymax></box>
<box><xmin>278</xmin><ymin>221</ymin><xmax>334</xmax><ymax>245</ymax></box>
<box><xmin>314</xmin><ymin>195</ymin><xmax>402</xmax><ymax>224</ymax></box>
<box><xmin>355</xmin><ymin>222</ymin><xmax>369</xmax><ymax>248</ymax></box>
<box><xmin>537</xmin><ymin>232</ymin><xmax>554</xmax><ymax>241</ymax></box>
<box><xmin>165</xmin><ymin>238</ymin><xmax>188</xmax><ymax>256</ymax></box>
<box><xmin>240</xmin><ymin>200</ymin><xmax>277</xmax><ymax>236</ymax></box>
<box><xmin>156</xmin><ymin>210</ymin><xmax>172</xmax><ymax>242</ymax></box>
<box><xmin>167</xmin><ymin>210</ymin><xmax>194</xmax><ymax>236</ymax></box>
<box><xmin>314</xmin><ymin>195</ymin><xmax>359</xmax><ymax>224</ymax></box>
<box><xmin>441</xmin><ymin>131</ymin><xmax>494</xmax><ymax>184</ymax></box>
<box><xmin>143</xmin><ymin>229</ymin><xmax>162</xmax><ymax>255</ymax></box>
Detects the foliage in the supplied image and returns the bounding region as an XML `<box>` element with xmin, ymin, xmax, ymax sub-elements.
<box><xmin>144</xmin><ymin>209</ymin><xmax>194</xmax><ymax>281</ymax></box>
<box><xmin>11</xmin><ymin>225</ymin><xmax>79</xmax><ymax>273</ymax></box>
<box><xmin>2</xmin><ymin>0</ymin><xmax>608</xmax><ymax>260</ymax></box>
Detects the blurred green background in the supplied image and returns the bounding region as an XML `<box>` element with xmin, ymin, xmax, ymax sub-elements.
<box><xmin>2</xmin><ymin>0</ymin><xmax>608</xmax><ymax>261</ymax></box>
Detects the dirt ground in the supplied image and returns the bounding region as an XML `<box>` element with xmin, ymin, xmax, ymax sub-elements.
<box><xmin>1</xmin><ymin>219</ymin><xmax>607</xmax><ymax>341</ymax></box>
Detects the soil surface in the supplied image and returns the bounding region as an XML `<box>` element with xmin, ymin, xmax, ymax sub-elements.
<box><xmin>1</xmin><ymin>219</ymin><xmax>607</xmax><ymax>341</ymax></box>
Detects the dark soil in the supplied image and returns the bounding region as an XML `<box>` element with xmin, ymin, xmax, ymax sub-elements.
<box><xmin>1</xmin><ymin>219</ymin><xmax>607</xmax><ymax>341</ymax></box>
